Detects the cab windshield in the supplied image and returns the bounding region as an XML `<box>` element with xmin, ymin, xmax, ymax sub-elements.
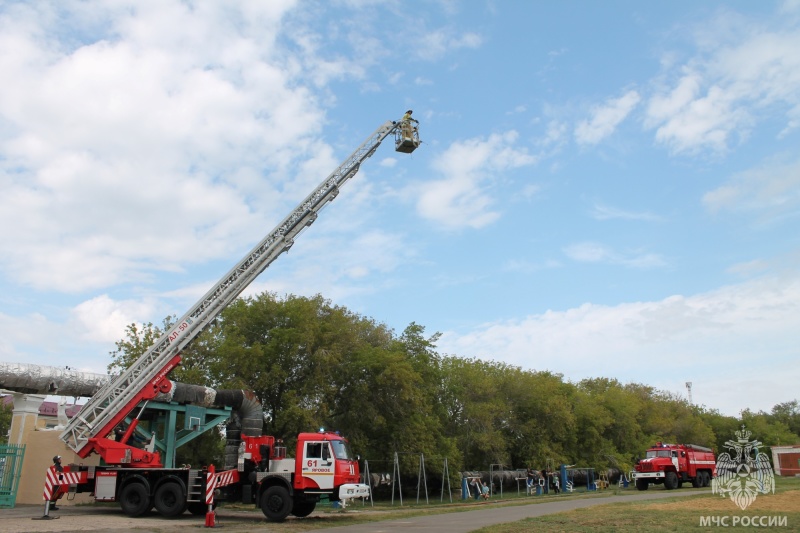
<box><xmin>646</xmin><ymin>450</ymin><xmax>672</xmax><ymax>458</ymax></box>
<box><xmin>331</xmin><ymin>439</ymin><xmax>356</xmax><ymax>461</ymax></box>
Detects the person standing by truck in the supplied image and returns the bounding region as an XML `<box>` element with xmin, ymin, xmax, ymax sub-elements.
<box><xmin>50</xmin><ymin>455</ymin><xmax>64</xmax><ymax>510</ymax></box>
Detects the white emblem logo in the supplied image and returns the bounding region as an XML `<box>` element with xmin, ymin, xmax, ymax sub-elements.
<box><xmin>712</xmin><ymin>426</ymin><xmax>774</xmax><ymax>510</ymax></box>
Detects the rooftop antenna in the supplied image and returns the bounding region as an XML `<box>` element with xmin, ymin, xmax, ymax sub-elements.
<box><xmin>685</xmin><ymin>382</ymin><xmax>693</xmax><ymax>405</ymax></box>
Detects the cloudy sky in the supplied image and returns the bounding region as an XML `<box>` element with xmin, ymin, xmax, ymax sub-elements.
<box><xmin>1</xmin><ymin>1</ymin><xmax>798</xmax><ymax>417</ymax></box>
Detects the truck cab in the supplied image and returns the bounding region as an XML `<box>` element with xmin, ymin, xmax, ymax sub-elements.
<box><xmin>233</xmin><ymin>430</ymin><xmax>369</xmax><ymax>521</ymax></box>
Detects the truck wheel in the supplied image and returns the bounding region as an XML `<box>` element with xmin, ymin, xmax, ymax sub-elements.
<box><xmin>119</xmin><ymin>482</ymin><xmax>151</xmax><ymax>517</ymax></box>
<box><xmin>702</xmin><ymin>471</ymin><xmax>711</xmax><ymax>487</ymax></box>
<box><xmin>291</xmin><ymin>500</ymin><xmax>316</xmax><ymax>518</ymax></box>
<box><xmin>154</xmin><ymin>482</ymin><xmax>185</xmax><ymax>517</ymax></box>
<box><xmin>635</xmin><ymin>478</ymin><xmax>648</xmax><ymax>491</ymax></box>
<box><xmin>664</xmin><ymin>471</ymin><xmax>678</xmax><ymax>490</ymax></box>
<box><xmin>260</xmin><ymin>486</ymin><xmax>292</xmax><ymax>522</ymax></box>
<box><xmin>692</xmin><ymin>474</ymin><xmax>702</xmax><ymax>488</ymax></box>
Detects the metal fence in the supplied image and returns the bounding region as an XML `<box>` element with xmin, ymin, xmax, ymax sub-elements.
<box><xmin>0</xmin><ymin>444</ymin><xmax>26</xmax><ymax>508</ymax></box>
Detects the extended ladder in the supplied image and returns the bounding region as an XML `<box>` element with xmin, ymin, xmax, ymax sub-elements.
<box><xmin>61</xmin><ymin>118</ymin><xmax>419</xmax><ymax>456</ymax></box>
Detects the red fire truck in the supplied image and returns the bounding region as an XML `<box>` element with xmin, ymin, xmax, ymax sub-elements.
<box><xmin>634</xmin><ymin>442</ymin><xmax>716</xmax><ymax>490</ymax></box>
<box><xmin>46</xmin><ymin>429</ymin><xmax>368</xmax><ymax>521</ymax></box>
<box><xmin>43</xmin><ymin>116</ymin><xmax>420</xmax><ymax>522</ymax></box>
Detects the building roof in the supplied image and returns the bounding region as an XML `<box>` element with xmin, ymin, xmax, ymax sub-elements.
<box><xmin>1</xmin><ymin>394</ymin><xmax>84</xmax><ymax>417</ymax></box>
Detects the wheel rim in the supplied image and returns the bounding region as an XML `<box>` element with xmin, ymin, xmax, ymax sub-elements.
<box><xmin>267</xmin><ymin>494</ymin><xmax>284</xmax><ymax>512</ymax></box>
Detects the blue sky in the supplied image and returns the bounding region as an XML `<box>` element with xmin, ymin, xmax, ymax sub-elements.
<box><xmin>1</xmin><ymin>1</ymin><xmax>798</xmax><ymax>417</ymax></box>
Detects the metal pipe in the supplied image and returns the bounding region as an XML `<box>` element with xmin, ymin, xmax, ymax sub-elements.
<box><xmin>0</xmin><ymin>362</ymin><xmax>263</xmax><ymax>465</ymax></box>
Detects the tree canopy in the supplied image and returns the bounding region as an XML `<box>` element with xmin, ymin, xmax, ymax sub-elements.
<box><xmin>109</xmin><ymin>292</ymin><xmax>800</xmax><ymax>473</ymax></box>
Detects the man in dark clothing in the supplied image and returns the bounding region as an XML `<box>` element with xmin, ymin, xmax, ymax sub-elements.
<box><xmin>50</xmin><ymin>455</ymin><xmax>64</xmax><ymax>510</ymax></box>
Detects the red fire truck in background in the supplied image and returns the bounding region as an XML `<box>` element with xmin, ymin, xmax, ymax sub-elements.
<box><xmin>634</xmin><ymin>442</ymin><xmax>717</xmax><ymax>490</ymax></box>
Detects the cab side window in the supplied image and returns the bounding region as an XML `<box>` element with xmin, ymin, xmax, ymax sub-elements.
<box><xmin>306</xmin><ymin>442</ymin><xmax>323</xmax><ymax>459</ymax></box>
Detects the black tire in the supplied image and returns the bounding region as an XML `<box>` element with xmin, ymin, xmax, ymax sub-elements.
<box><xmin>154</xmin><ymin>482</ymin><xmax>185</xmax><ymax>518</ymax></box>
<box><xmin>676</xmin><ymin>478</ymin><xmax>683</xmax><ymax>489</ymax></box>
<box><xmin>291</xmin><ymin>500</ymin><xmax>316</xmax><ymax>518</ymax></box>
<box><xmin>119</xmin><ymin>482</ymin><xmax>151</xmax><ymax>517</ymax></box>
<box><xmin>702</xmin><ymin>471</ymin><xmax>711</xmax><ymax>487</ymax></box>
<box><xmin>692</xmin><ymin>473</ymin><xmax>702</xmax><ymax>488</ymax></box>
<box><xmin>635</xmin><ymin>478</ymin><xmax>649</xmax><ymax>491</ymax></box>
<box><xmin>664</xmin><ymin>471</ymin><xmax>678</xmax><ymax>490</ymax></box>
<box><xmin>260</xmin><ymin>486</ymin><xmax>292</xmax><ymax>522</ymax></box>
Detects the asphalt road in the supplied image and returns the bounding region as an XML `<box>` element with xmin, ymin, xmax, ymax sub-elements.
<box><xmin>304</xmin><ymin>490</ymin><xmax>707</xmax><ymax>533</ymax></box>
<box><xmin>2</xmin><ymin>489</ymin><xmax>708</xmax><ymax>533</ymax></box>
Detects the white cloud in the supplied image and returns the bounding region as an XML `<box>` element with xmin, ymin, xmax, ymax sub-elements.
<box><xmin>703</xmin><ymin>156</ymin><xmax>800</xmax><ymax>220</ymax></box>
<box><xmin>416</xmin><ymin>131</ymin><xmax>537</xmax><ymax>230</ymax></box>
<box><xmin>438</xmin><ymin>274</ymin><xmax>800</xmax><ymax>416</ymax></box>
<box><xmin>414</xmin><ymin>28</ymin><xmax>483</xmax><ymax>61</ymax></box>
<box><xmin>590</xmin><ymin>203</ymin><xmax>662</xmax><ymax>222</ymax></box>
<box><xmin>71</xmin><ymin>295</ymin><xmax>156</xmax><ymax>343</ymax></box>
<box><xmin>780</xmin><ymin>0</ymin><xmax>800</xmax><ymax>14</ymax></box>
<box><xmin>650</xmin><ymin>83</ymin><xmax>741</xmax><ymax>154</ymax></box>
<box><xmin>645</xmin><ymin>17</ymin><xmax>800</xmax><ymax>154</ymax></box>
<box><xmin>0</xmin><ymin>1</ymin><xmax>330</xmax><ymax>293</ymax></box>
<box><xmin>240</xmin><ymin>170</ymin><xmax>416</xmax><ymax>303</ymax></box>
<box><xmin>0</xmin><ymin>308</ymin><xmax>112</xmax><ymax>372</ymax></box>
<box><xmin>0</xmin><ymin>312</ymin><xmax>53</xmax><ymax>361</ymax></box>
<box><xmin>244</xmin><ymin>227</ymin><xmax>412</xmax><ymax>303</ymax></box>
<box><xmin>563</xmin><ymin>242</ymin><xmax>666</xmax><ymax>269</ymax></box>
<box><xmin>575</xmin><ymin>90</ymin><xmax>641</xmax><ymax>145</ymax></box>
<box><xmin>535</xmin><ymin>120</ymin><xmax>568</xmax><ymax>151</ymax></box>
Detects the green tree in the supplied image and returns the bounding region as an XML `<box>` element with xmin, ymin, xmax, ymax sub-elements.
<box><xmin>568</xmin><ymin>385</ymin><xmax>614</xmax><ymax>469</ymax></box>
<box><xmin>0</xmin><ymin>398</ymin><xmax>12</xmax><ymax>445</ymax></box>
<box><xmin>770</xmin><ymin>400</ymin><xmax>800</xmax><ymax>437</ymax></box>
<box><xmin>200</xmin><ymin>293</ymin><xmax>354</xmax><ymax>441</ymax></box>
<box><xmin>330</xmin><ymin>322</ymin><xmax>455</xmax><ymax>470</ymax></box>
<box><xmin>740</xmin><ymin>408</ymin><xmax>798</xmax><ymax>446</ymax></box>
<box><xmin>200</xmin><ymin>293</ymin><xmax>455</xmax><ymax>473</ymax></box>
<box><xmin>698</xmin><ymin>407</ymin><xmax>741</xmax><ymax>453</ymax></box>
<box><xmin>440</xmin><ymin>357</ymin><xmax>511</xmax><ymax>469</ymax></box>
<box><xmin>504</xmin><ymin>368</ymin><xmax>574</xmax><ymax>469</ymax></box>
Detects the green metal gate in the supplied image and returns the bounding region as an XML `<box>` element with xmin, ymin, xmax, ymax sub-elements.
<box><xmin>0</xmin><ymin>444</ymin><xmax>26</xmax><ymax>508</ymax></box>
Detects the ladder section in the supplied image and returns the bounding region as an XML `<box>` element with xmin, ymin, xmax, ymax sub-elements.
<box><xmin>61</xmin><ymin>119</ymin><xmax>403</xmax><ymax>456</ymax></box>
<box><xmin>187</xmin><ymin>469</ymin><xmax>204</xmax><ymax>502</ymax></box>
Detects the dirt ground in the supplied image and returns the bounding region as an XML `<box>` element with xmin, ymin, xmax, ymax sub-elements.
<box><xmin>4</xmin><ymin>490</ymin><xmax>795</xmax><ymax>533</ymax></box>
<box><xmin>0</xmin><ymin>503</ymin><xmax>306</xmax><ymax>533</ymax></box>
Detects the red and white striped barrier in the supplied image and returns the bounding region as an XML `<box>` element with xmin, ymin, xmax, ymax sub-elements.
<box><xmin>204</xmin><ymin>465</ymin><xmax>216</xmax><ymax>528</ymax></box>
<box><xmin>205</xmin><ymin>465</ymin><xmax>217</xmax><ymax>505</ymax></box>
<box><xmin>43</xmin><ymin>466</ymin><xmax>86</xmax><ymax>501</ymax></box>
<box><xmin>212</xmin><ymin>469</ymin><xmax>237</xmax><ymax>488</ymax></box>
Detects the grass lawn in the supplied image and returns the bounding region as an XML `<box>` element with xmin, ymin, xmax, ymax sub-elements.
<box><xmin>471</xmin><ymin>476</ymin><xmax>800</xmax><ymax>532</ymax></box>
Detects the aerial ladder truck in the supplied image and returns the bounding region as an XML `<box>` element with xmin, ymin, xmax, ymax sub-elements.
<box><xmin>43</xmin><ymin>116</ymin><xmax>421</xmax><ymax>522</ymax></box>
